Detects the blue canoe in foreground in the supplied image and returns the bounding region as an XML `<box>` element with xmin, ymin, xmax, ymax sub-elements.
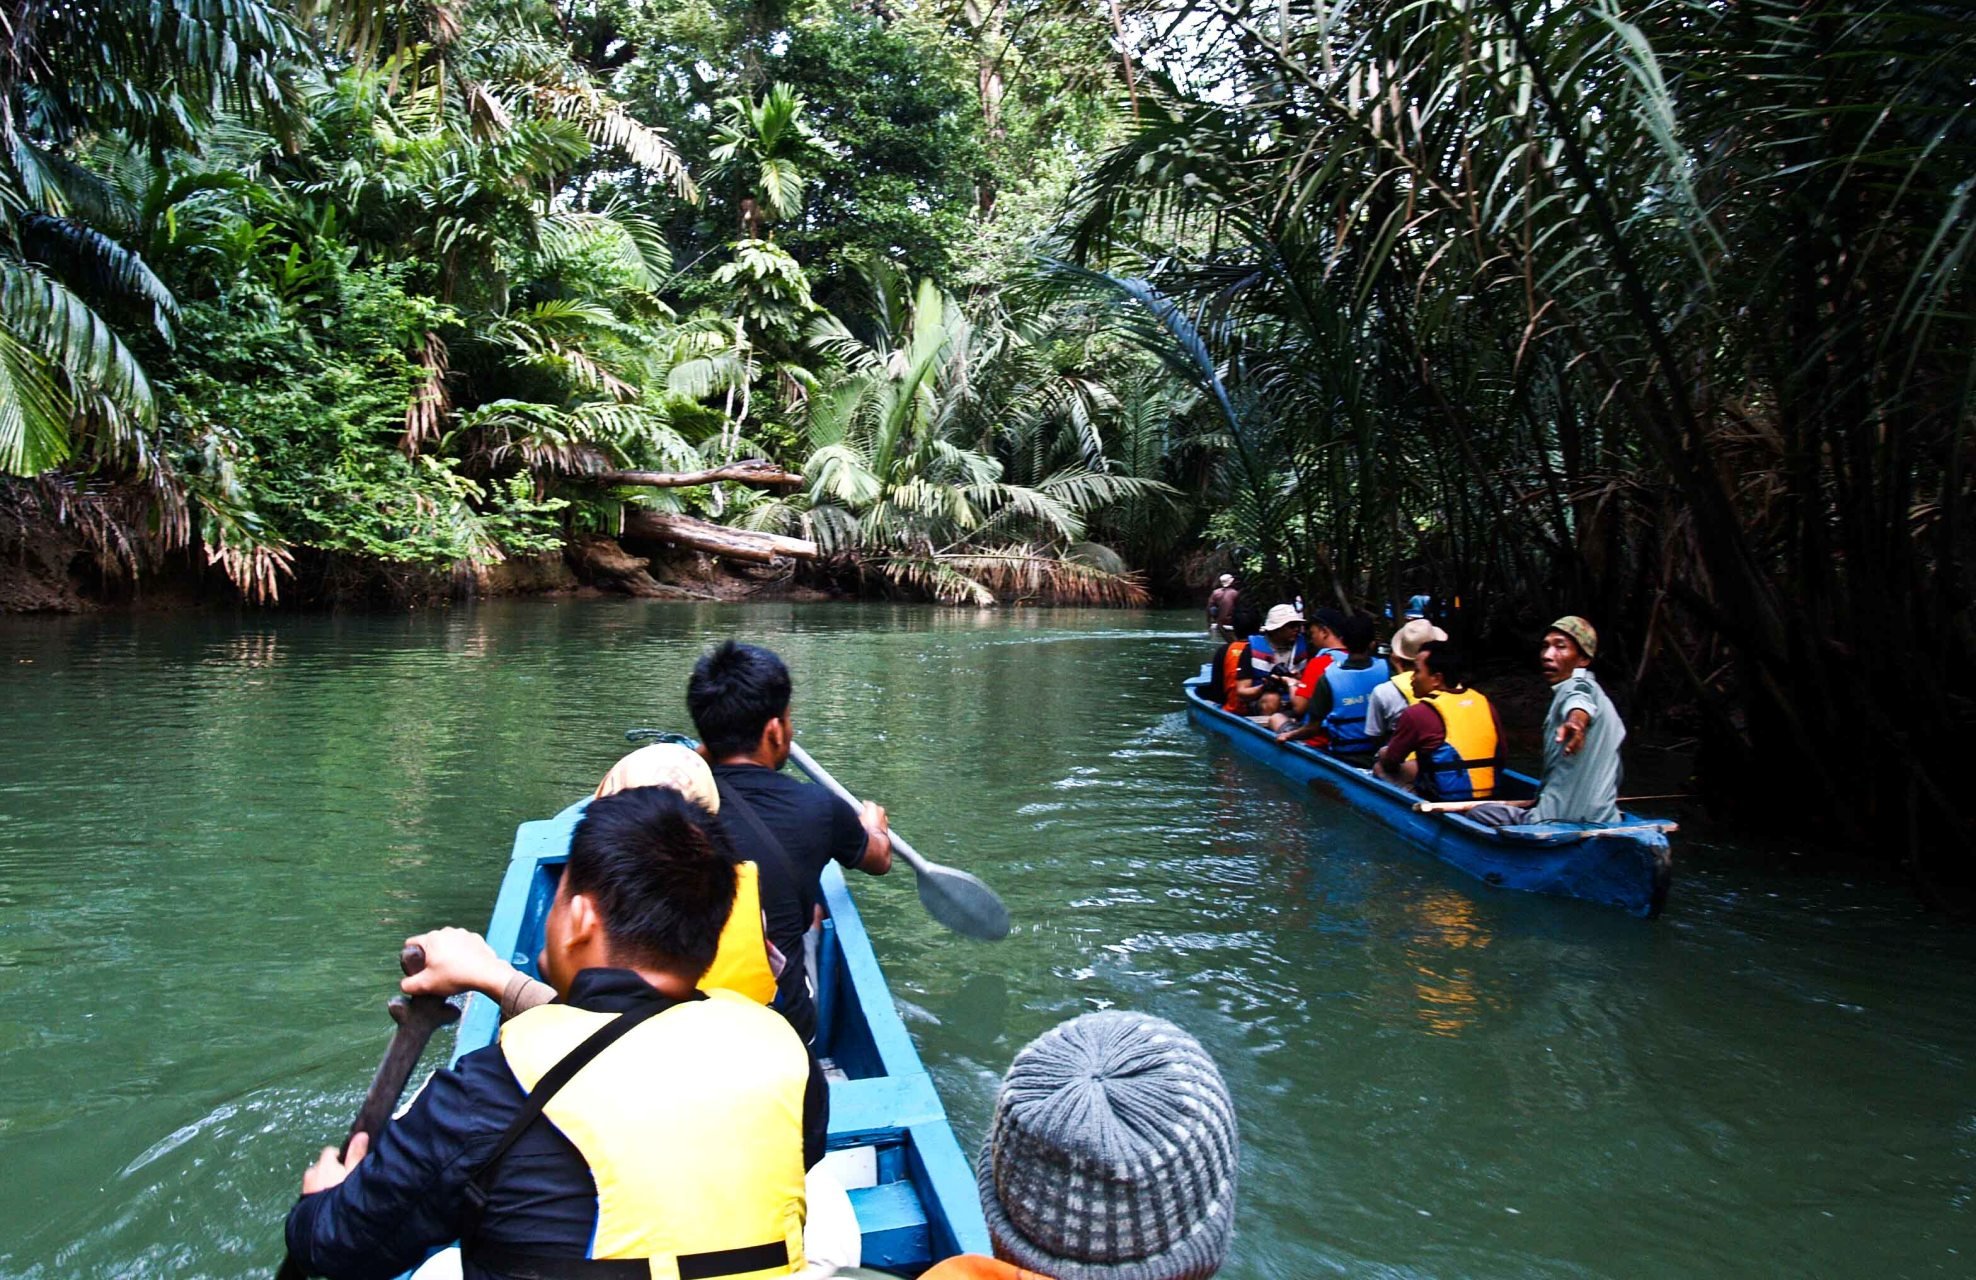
<box><xmin>1184</xmin><ymin>670</ymin><xmax>1675</xmax><ymax>918</ymax></box>
<box><xmin>449</xmin><ymin>794</ymin><xmax>992</xmax><ymax>1271</ymax></box>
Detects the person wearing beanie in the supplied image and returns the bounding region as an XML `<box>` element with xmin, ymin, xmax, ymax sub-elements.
<box><xmin>1468</xmin><ymin>615</ymin><xmax>1628</xmax><ymax>827</ymax></box>
<box><xmin>923</xmin><ymin>1011</ymin><xmax>1240</xmax><ymax>1280</ymax></box>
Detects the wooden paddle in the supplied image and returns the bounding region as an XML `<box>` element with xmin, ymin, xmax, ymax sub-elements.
<box><xmin>786</xmin><ymin>742</ymin><xmax>1012</xmax><ymax>942</ymax></box>
<box><xmin>276</xmin><ymin>946</ymin><xmax>459</xmax><ymax>1280</ymax></box>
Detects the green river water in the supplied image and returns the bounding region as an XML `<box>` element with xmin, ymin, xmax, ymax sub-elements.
<box><xmin>1</xmin><ymin>601</ymin><xmax>1972</xmax><ymax>1278</ymax></box>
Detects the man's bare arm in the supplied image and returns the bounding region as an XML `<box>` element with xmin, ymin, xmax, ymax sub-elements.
<box><xmin>858</xmin><ymin>800</ymin><xmax>893</xmax><ymax>875</ymax></box>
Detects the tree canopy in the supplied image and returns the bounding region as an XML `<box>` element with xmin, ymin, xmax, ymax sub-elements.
<box><xmin>3</xmin><ymin>0</ymin><xmax>1972</xmax><ymax>877</ymax></box>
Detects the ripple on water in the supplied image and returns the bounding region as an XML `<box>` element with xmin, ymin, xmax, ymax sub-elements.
<box><xmin>5</xmin><ymin>603</ymin><xmax>1976</xmax><ymax>1279</ymax></box>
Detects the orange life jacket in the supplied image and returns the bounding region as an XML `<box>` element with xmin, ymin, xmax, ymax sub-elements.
<box><xmin>1220</xmin><ymin>640</ymin><xmax>1251</xmax><ymax>713</ymax></box>
<box><xmin>920</xmin><ymin>1257</ymin><xmax>1055</xmax><ymax>1280</ymax></box>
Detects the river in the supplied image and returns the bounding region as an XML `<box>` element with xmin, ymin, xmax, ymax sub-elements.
<box><xmin>0</xmin><ymin>600</ymin><xmax>1971</xmax><ymax>1277</ymax></box>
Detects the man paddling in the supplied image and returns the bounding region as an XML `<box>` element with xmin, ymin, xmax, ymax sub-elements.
<box><xmin>689</xmin><ymin>640</ymin><xmax>892</xmax><ymax>1044</ymax></box>
<box><xmin>285</xmin><ymin>786</ymin><xmax>823</xmax><ymax>1280</ymax></box>
<box><xmin>1467</xmin><ymin>616</ymin><xmax>1627</xmax><ymax>826</ymax></box>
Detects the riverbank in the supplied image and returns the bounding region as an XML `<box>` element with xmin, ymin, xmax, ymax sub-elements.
<box><xmin>0</xmin><ymin>518</ymin><xmax>835</xmax><ymax>614</ymax></box>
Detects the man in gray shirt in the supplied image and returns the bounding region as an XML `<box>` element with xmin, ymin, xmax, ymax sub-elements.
<box><xmin>1469</xmin><ymin>616</ymin><xmax>1625</xmax><ymax>826</ymax></box>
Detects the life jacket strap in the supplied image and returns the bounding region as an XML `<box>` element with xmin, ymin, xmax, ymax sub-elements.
<box><xmin>461</xmin><ymin>993</ymin><xmax>703</xmax><ymax>1249</ymax></box>
<box><xmin>467</xmin><ymin>1240</ymin><xmax>791</xmax><ymax>1280</ymax></box>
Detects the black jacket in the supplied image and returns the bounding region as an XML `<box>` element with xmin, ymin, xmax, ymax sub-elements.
<box><xmin>284</xmin><ymin>969</ymin><xmax>828</xmax><ymax>1280</ymax></box>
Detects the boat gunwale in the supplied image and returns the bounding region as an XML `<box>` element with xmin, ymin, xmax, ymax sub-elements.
<box><xmin>445</xmin><ymin>793</ymin><xmax>991</xmax><ymax>1270</ymax></box>
<box><xmin>1181</xmin><ymin>671</ymin><xmax>1673</xmax><ymax>917</ymax></box>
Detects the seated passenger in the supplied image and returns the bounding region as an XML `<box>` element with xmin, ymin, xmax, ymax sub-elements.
<box><xmin>1466</xmin><ymin>616</ymin><xmax>1626</xmax><ymax>827</ymax></box>
<box><xmin>1247</xmin><ymin>682</ymin><xmax>1286</xmax><ymax>724</ymax></box>
<box><xmin>1245</xmin><ymin>604</ymin><xmax>1310</xmax><ymax>678</ymax></box>
<box><xmin>286</xmin><ymin>786</ymin><xmax>824</xmax><ymax>1280</ymax></box>
<box><xmin>1234</xmin><ymin>605</ymin><xmax>1306</xmax><ymax>711</ymax></box>
<box><xmin>403</xmin><ymin>743</ymin><xmax>778</xmax><ymax>1020</ymax></box>
<box><xmin>1204</xmin><ymin>603</ymin><xmax>1264</xmax><ymax>712</ymax></box>
<box><xmin>920</xmin><ymin>1011</ymin><xmax>1239</xmax><ymax>1280</ymax></box>
<box><xmin>1372</xmin><ymin>642</ymin><xmax>1503</xmax><ymax>800</ymax></box>
<box><xmin>1280</xmin><ymin>613</ymin><xmax>1384</xmax><ymax>753</ymax></box>
<box><xmin>1273</xmin><ymin>607</ymin><xmax>1349</xmax><ymax>737</ymax></box>
<box><xmin>1364</xmin><ymin>618</ymin><xmax>1448</xmax><ymax>748</ymax></box>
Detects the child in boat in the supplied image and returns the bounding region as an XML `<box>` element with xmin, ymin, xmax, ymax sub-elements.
<box><xmin>919</xmin><ymin>1011</ymin><xmax>1239</xmax><ymax>1280</ymax></box>
<box><xmin>1246</xmin><ymin>681</ymin><xmax>1287</xmax><ymax>724</ymax></box>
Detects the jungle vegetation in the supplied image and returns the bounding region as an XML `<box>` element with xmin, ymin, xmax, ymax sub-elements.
<box><xmin>3</xmin><ymin>0</ymin><xmax>1972</xmax><ymax>877</ymax></box>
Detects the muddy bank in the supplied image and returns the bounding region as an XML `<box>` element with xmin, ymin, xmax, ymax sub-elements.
<box><xmin>0</xmin><ymin>520</ymin><xmax>832</xmax><ymax>614</ymax></box>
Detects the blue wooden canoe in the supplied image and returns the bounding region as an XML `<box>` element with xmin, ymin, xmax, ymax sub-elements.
<box><xmin>447</xmin><ymin>794</ymin><xmax>992</xmax><ymax>1270</ymax></box>
<box><xmin>1184</xmin><ymin>671</ymin><xmax>1674</xmax><ymax>918</ymax></box>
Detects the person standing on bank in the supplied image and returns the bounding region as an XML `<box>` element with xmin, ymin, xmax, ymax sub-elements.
<box><xmin>688</xmin><ymin>641</ymin><xmax>892</xmax><ymax>1044</ymax></box>
<box><xmin>1206</xmin><ymin>575</ymin><xmax>1240</xmax><ymax>639</ymax></box>
<box><xmin>285</xmin><ymin>786</ymin><xmax>824</xmax><ymax>1280</ymax></box>
<box><xmin>1466</xmin><ymin>616</ymin><xmax>1627</xmax><ymax>827</ymax></box>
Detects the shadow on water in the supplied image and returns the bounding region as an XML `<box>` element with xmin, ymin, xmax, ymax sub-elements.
<box><xmin>2</xmin><ymin>600</ymin><xmax>1974</xmax><ymax>1278</ymax></box>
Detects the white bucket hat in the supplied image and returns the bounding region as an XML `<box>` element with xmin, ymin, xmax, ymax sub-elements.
<box><xmin>1261</xmin><ymin>604</ymin><xmax>1304</xmax><ymax>632</ymax></box>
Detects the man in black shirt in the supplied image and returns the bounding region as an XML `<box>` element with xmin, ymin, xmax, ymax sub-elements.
<box><xmin>688</xmin><ymin>641</ymin><xmax>892</xmax><ymax>1042</ymax></box>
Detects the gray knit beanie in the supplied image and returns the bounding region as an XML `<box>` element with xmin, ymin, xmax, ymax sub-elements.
<box><xmin>977</xmin><ymin>1011</ymin><xmax>1239</xmax><ymax>1280</ymax></box>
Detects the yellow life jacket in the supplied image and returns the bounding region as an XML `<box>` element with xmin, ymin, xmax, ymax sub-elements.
<box><xmin>1394</xmin><ymin>668</ymin><xmax>1422</xmax><ymax>705</ymax></box>
<box><xmin>1423</xmin><ymin>686</ymin><xmax>1499</xmax><ymax>799</ymax></box>
<box><xmin>498</xmin><ymin>992</ymin><xmax>808</xmax><ymax>1279</ymax></box>
<box><xmin>700</xmin><ymin>860</ymin><xmax>778</xmax><ymax>1004</ymax></box>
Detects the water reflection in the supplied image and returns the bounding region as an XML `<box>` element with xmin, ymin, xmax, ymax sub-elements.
<box><xmin>1403</xmin><ymin>891</ymin><xmax>1495</xmax><ymax>1038</ymax></box>
<box><xmin>3</xmin><ymin>602</ymin><xmax>1976</xmax><ymax>1279</ymax></box>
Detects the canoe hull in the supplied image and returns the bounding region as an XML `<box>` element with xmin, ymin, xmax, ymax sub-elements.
<box><xmin>449</xmin><ymin>796</ymin><xmax>991</xmax><ymax>1270</ymax></box>
<box><xmin>1184</xmin><ymin>676</ymin><xmax>1672</xmax><ymax>918</ymax></box>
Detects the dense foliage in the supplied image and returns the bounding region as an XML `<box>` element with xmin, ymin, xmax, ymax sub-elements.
<box><xmin>1057</xmin><ymin>0</ymin><xmax>1976</xmax><ymax>882</ymax></box>
<box><xmin>6</xmin><ymin>0</ymin><xmax>1972</xmax><ymax>873</ymax></box>
<box><xmin>2</xmin><ymin>0</ymin><xmax>1163</xmax><ymax>604</ymax></box>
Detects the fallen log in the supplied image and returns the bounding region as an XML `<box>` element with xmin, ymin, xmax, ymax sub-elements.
<box><xmin>583</xmin><ymin>460</ymin><xmax>803</xmax><ymax>490</ymax></box>
<box><xmin>623</xmin><ymin>510</ymin><xmax>819</xmax><ymax>563</ymax></box>
<box><xmin>568</xmin><ymin>536</ymin><xmax>665</xmax><ymax>596</ymax></box>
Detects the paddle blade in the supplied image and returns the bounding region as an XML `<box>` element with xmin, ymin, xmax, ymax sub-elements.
<box><xmin>915</xmin><ymin>864</ymin><xmax>1011</xmax><ymax>941</ymax></box>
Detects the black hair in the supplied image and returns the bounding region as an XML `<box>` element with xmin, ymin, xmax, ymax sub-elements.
<box><xmin>1339</xmin><ymin>613</ymin><xmax>1376</xmax><ymax>653</ymax></box>
<box><xmin>687</xmin><ymin>640</ymin><xmax>792</xmax><ymax>758</ymax></box>
<box><xmin>1311</xmin><ymin>606</ymin><xmax>1347</xmax><ymax>635</ymax></box>
<box><xmin>1230</xmin><ymin>602</ymin><xmax>1263</xmax><ymax>636</ymax></box>
<box><xmin>565</xmin><ymin>786</ymin><xmax>738</xmax><ymax>977</ymax></box>
<box><xmin>1418</xmin><ymin>641</ymin><xmax>1469</xmax><ymax>689</ymax></box>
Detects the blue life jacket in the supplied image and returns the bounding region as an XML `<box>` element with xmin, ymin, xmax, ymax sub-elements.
<box><xmin>1319</xmin><ymin>659</ymin><xmax>1389</xmax><ymax>752</ymax></box>
<box><xmin>1420</xmin><ymin>741</ymin><xmax>1476</xmax><ymax>799</ymax></box>
<box><xmin>1248</xmin><ymin>632</ymin><xmax>1312</xmax><ymax>673</ymax></box>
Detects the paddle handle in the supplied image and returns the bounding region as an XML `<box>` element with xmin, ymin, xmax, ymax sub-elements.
<box><xmin>281</xmin><ymin>949</ymin><xmax>457</xmax><ymax>1280</ymax></box>
<box><xmin>1415</xmin><ymin>799</ymin><xmax>1533</xmax><ymax>813</ymax></box>
<box><xmin>785</xmin><ymin>742</ymin><xmax>934</xmax><ymax>876</ymax></box>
